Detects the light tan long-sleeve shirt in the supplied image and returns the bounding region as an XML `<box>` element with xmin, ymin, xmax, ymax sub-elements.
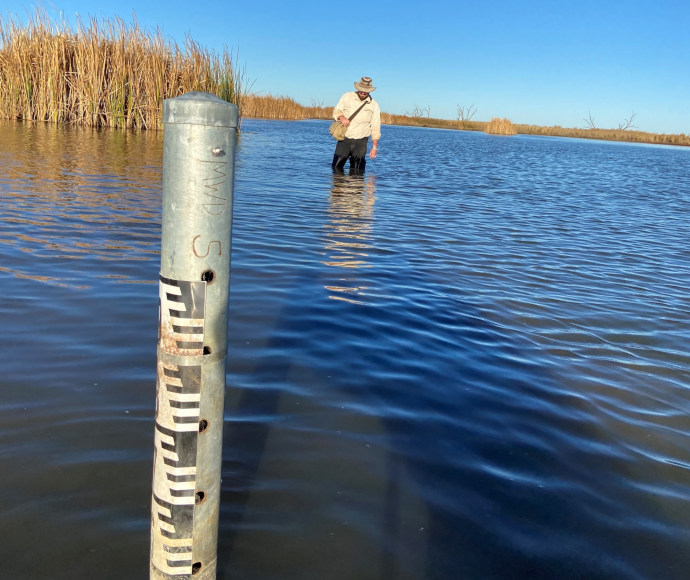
<box><xmin>333</xmin><ymin>92</ymin><xmax>381</xmax><ymax>140</ymax></box>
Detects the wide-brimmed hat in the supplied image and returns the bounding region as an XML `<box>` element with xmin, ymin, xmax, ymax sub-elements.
<box><xmin>354</xmin><ymin>76</ymin><xmax>376</xmax><ymax>93</ymax></box>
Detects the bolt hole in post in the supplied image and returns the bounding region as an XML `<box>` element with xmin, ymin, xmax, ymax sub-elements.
<box><xmin>203</xmin><ymin>346</ymin><xmax>212</xmax><ymax>355</ymax></box>
<box><xmin>198</xmin><ymin>419</ymin><xmax>209</xmax><ymax>433</ymax></box>
<box><xmin>192</xmin><ymin>562</ymin><xmax>202</xmax><ymax>575</ymax></box>
<box><xmin>201</xmin><ymin>269</ymin><xmax>215</xmax><ymax>284</ymax></box>
<box><xmin>195</xmin><ymin>491</ymin><xmax>206</xmax><ymax>504</ymax></box>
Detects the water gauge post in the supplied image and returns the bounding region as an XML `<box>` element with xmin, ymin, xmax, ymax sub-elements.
<box><xmin>150</xmin><ymin>92</ymin><xmax>237</xmax><ymax>579</ymax></box>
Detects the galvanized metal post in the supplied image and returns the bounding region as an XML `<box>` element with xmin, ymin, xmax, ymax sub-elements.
<box><xmin>150</xmin><ymin>92</ymin><xmax>237</xmax><ymax>579</ymax></box>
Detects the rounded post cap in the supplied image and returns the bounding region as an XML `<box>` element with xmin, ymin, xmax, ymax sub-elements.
<box><xmin>163</xmin><ymin>91</ymin><xmax>238</xmax><ymax>128</ymax></box>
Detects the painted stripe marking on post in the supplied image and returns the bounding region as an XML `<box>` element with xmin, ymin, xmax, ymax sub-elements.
<box><xmin>152</xmin><ymin>274</ymin><xmax>207</xmax><ymax>577</ymax></box>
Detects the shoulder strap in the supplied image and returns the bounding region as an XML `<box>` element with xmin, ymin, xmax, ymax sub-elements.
<box><xmin>348</xmin><ymin>98</ymin><xmax>371</xmax><ymax>121</ymax></box>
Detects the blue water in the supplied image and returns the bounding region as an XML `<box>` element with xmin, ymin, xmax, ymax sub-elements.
<box><xmin>0</xmin><ymin>119</ymin><xmax>689</xmax><ymax>579</ymax></box>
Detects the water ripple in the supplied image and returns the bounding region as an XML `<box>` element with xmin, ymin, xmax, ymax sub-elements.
<box><xmin>1</xmin><ymin>119</ymin><xmax>689</xmax><ymax>579</ymax></box>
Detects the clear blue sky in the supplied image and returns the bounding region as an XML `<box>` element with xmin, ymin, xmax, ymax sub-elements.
<box><xmin>4</xmin><ymin>0</ymin><xmax>689</xmax><ymax>134</ymax></box>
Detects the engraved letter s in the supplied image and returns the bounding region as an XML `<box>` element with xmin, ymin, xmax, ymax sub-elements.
<box><xmin>192</xmin><ymin>235</ymin><xmax>222</xmax><ymax>258</ymax></box>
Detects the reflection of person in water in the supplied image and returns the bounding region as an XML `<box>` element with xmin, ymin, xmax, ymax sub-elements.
<box><xmin>332</xmin><ymin>77</ymin><xmax>381</xmax><ymax>175</ymax></box>
<box><xmin>323</xmin><ymin>174</ymin><xmax>377</xmax><ymax>303</ymax></box>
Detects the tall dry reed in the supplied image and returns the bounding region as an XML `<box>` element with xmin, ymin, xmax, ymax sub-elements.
<box><xmin>515</xmin><ymin>123</ymin><xmax>690</xmax><ymax>146</ymax></box>
<box><xmin>231</xmin><ymin>93</ymin><xmax>690</xmax><ymax>147</ymax></box>
<box><xmin>0</xmin><ymin>9</ymin><xmax>245</xmax><ymax>130</ymax></box>
<box><xmin>242</xmin><ymin>94</ymin><xmax>331</xmax><ymax>120</ymax></box>
<box><xmin>485</xmin><ymin>117</ymin><xmax>516</xmax><ymax>135</ymax></box>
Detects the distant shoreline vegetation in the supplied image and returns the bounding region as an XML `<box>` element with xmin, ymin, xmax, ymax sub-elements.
<box><xmin>0</xmin><ymin>10</ymin><xmax>244</xmax><ymax>130</ymax></box>
<box><xmin>1</xmin><ymin>11</ymin><xmax>687</xmax><ymax>146</ymax></box>
<box><xmin>244</xmin><ymin>94</ymin><xmax>690</xmax><ymax>147</ymax></box>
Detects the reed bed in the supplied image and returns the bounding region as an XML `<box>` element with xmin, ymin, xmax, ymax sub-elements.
<box><xmin>241</xmin><ymin>96</ymin><xmax>690</xmax><ymax>147</ymax></box>
<box><xmin>485</xmin><ymin>117</ymin><xmax>516</xmax><ymax>135</ymax></box>
<box><xmin>242</xmin><ymin>94</ymin><xmax>331</xmax><ymax>120</ymax></box>
<box><xmin>515</xmin><ymin>123</ymin><xmax>690</xmax><ymax>146</ymax></box>
<box><xmin>242</xmin><ymin>96</ymin><xmax>473</xmax><ymax>129</ymax></box>
<box><xmin>383</xmin><ymin>112</ymin><xmax>473</xmax><ymax>130</ymax></box>
<box><xmin>0</xmin><ymin>10</ymin><xmax>244</xmax><ymax>130</ymax></box>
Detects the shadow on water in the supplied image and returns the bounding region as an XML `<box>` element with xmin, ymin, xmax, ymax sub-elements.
<box><xmin>215</xmin><ymin>169</ymin><xmax>652</xmax><ymax>580</ymax></box>
<box><xmin>216</xmin><ymin>273</ymin><xmax>589</xmax><ymax>578</ymax></box>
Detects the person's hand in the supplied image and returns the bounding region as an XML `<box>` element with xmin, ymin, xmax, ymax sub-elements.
<box><xmin>369</xmin><ymin>147</ymin><xmax>377</xmax><ymax>159</ymax></box>
<box><xmin>339</xmin><ymin>116</ymin><xmax>350</xmax><ymax>127</ymax></box>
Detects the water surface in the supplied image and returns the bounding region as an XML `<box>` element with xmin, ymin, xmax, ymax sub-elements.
<box><xmin>1</xmin><ymin>119</ymin><xmax>689</xmax><ymax>579</ymax></box>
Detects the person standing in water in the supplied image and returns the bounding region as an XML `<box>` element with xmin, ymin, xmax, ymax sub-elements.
<box><xmin>332</xmin><ymin>76</ymin><xmax>381</xmax><ymax>174</ymax></box>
